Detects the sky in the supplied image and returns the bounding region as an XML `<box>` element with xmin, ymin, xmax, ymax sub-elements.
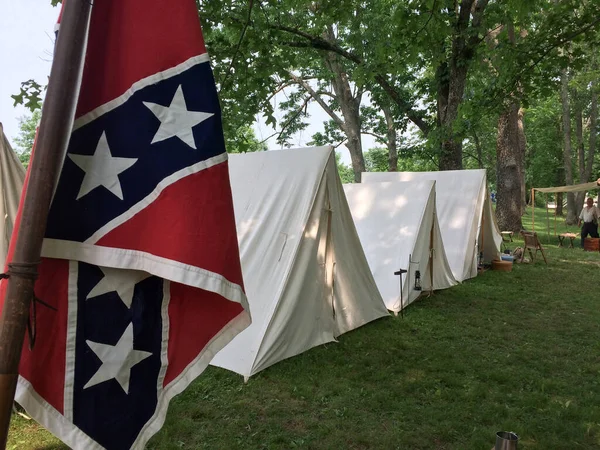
<box><xmin>0</xmin><ymin>2</ymin><xmax>374</xmax><ymax>165</ymax></box>
<box><xmin>0</xmin><ymin>1</ymin><xmax>60</xmax><ymax>146</ymax></box>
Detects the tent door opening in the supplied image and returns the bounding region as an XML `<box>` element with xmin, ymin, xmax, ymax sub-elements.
<box><xmin>323</xmin><ymin>200</ymin><xmax>336</xmax><ymax>320</ymax></box>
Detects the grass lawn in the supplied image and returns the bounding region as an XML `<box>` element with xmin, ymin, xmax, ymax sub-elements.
<box><xmin>8</xmin><ymin>207</ymin><xmax>600</xmax><ymax>449</ymax></box>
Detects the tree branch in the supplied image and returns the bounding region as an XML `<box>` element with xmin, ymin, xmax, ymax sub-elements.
<box><xmin>362</xmin><ymin>131</ymin><xmax>386</xmax><ymax>141</ymax></box>
<box><xmin>275</xmin><ymin>26</ymin><xmax>431</xmax><ymax>134</ymax></box>
<box><xmin>219</xmin><ymin>0</ymin><xmax>256</xmax><ymax>90</ymax></box>
<box><xmin>264</xmin><ymin>79</ymin><xmax>298</xmax><ymax>104</ymax></box>
<box><xmin>288</xmin><ymin>70</ymin><xmax>346</xmax><ymax>130</ymax></box>
<box><xmin>273</xmin><ymin>24</ymin><xmax>361</xmax><ymax>64</ymax></box>
<box><xmin>412</xmin><ymin>0</ymin><xmax>437</xmax><ymax>40</ymax></box>
<box><xmin>316</xmin><ymin>90</ymin><xmax>337</xmax><ymax>99</ymax></box>
<box><xmin>373</xmin><ymin>74</ymin><xmax>431</xmax><ymax>135</ymax></box>
<box><xmin>219</xmin><ymin>14</ymin><xmax>432</xmax><ymax>135</ymax></box>
<box><xmin>275</xmin><ymin>94</ymin><xmax>312</xmax><ymax>143</ymax></box>
<box><xmin>333</xmin><ymin>139</ymin><xmax>348</xmax><ymax>149</ymax></box>
<box><xmin>509</xmin><ymin>16</ymin><xmax>600</xmax><ymax>94</ymax></box>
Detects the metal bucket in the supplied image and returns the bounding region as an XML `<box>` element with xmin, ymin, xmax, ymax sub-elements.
<box><xmin>495</xmin><ymin>431</ymin><xmax>518</xmax><ymax>450</ymax></box>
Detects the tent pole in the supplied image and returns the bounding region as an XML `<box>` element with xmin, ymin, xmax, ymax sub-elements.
<box><xmin>394</xmin><ymin>268</ymin><xmax>408</xmax><ymax>319</ymax></box>
<box><xmin>406</xmin><ymin>254</ymin><xmax>411</xmax><ymax>317</ymax></box>
<box><xmin>531</xmin><ymin>188</ymin><xmax>535</xmax><ymax>232</ymax></box>
<box><xmin>0</xmin><ymin>0</ymin><xmax>92</xmax><ymax>445</ymax></box>
<box><xmin>481</xmin><ymin>205</ymin><xmax>486</xmax><ymax>260</ymax></box>
<box><xmin>546</xmin><ymin>193</ymin><xmax>550</xmax><ymax>241</ymax></box>
<box><xmin>554</xmin><ymin>198</ymin><xmax>557</xmax><ymax>236</ymax></box>
<box><xmin>399</xmin><ymin>275</ymin><xmax>403</xmax><ymax>318</ymax></box>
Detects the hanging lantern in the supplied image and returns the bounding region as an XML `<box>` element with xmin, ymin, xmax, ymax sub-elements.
<box><xmin>414</xmin><ymin>270</ymin><xmax>422</xmax><ymax>291</ymax></box>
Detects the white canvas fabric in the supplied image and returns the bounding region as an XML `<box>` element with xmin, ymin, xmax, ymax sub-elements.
<box><xmin>0</xmin><ymin>124</ymin><xmax>26</xmax><ymax>269</ymax></box>
<box><xmin>362</xmin><ymin>169</ymin><xmax>501</xmax><ymax>282</ymax></box>
<box><xmin>343</xmin><ymin>180</ymin><xmax>457</xmax><ymax>313</ymax></box>
<box><xmin>211</xmin><ymin>146</ymin><xmax>389</xmax><ymax>378</ymax></box>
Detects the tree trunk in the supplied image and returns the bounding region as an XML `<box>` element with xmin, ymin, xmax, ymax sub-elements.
<box><xmin>323</xmin><ymin>29</ymin><xmax>365</xmax><ymax>182</ymax></box>
<box><xmin>436</xmin><ymin>0</ymin><xmax>489</xmax><ymax>170</ymax></box>
<box><xmin>556</xmin><ymin>192</ymin><xmax>564</xmax><ymax>216</ymax></box>
<box><xmin>381</xmin><ymin>104</ymin><xmax>398</xmax><ymax>171</ymax></box>
<box><xmin>517</xmin><ymin>108</ymin><xmax>527</xmax><ymax>215</ymax></box>
<box><xmin>587</xmin><ymin>79</ymin><xmax>598</xmax><ymax>181</ymax></box>
<box><xmin>337</xmin><ymin>97</ymin><xmax>364</xmax><ymax>182</ymax></box>
<box><xmin>560</xmin><ymin>68</ymin><xmax>577</xmax><ymax>224</ymax></box>
<box><xmin>574</xmin><ymin>94</ymin><xmax>586</xmax><ymax>210</ymax></box>
<box><xmin>437</xmin><ymin>60</ymin><xmax>467</xmax><ymax>171</ymax></box>
<box><xmin>556</xmin><ymin>167</ymin><xmax>564</xmax><ymax>216</ymax></box>
<box><xmin>472</xmin><ymin>130</ymin><xmax>484</xmax><ymax>168</ymax></box>
<box><xmin>496</xmin><ymin>102</ymin><xmax>523</xmax><ymax>232</ymax></box>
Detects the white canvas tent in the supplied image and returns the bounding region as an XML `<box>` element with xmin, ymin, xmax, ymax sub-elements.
<box><xmin>0</xmin><ymin>124</ymin><xmax>26</xmax><ymax>269</ymax></box>
<box><xmin>343</xmin><ymin>180</ymin><xmax>457</xmax><ymax>313</ymax></box>
<box><xmin>211</xmin><ymin>146</ymin><xmax>389</xmax><ymax>378</ymax></box>
<box><xmin>362</xmin><ymin>169</ymin><xmax>501</xmax><ymax>282</ymax></box>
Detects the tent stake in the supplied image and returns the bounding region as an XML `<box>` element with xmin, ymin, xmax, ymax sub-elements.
<box><xmin>0</xmin><ymin>0</ymin><xmax>92</xmax><ymax>445</ymax></box>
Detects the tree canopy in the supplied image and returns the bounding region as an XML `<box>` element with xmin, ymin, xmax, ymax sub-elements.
<box><xmin>12</xmin><ymin>0</ymin><xmax>600</xmax><ymax>230</ymax></box>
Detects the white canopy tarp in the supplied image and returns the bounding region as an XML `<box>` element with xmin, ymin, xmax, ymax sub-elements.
<box><xmin>344</xmin><ymin>180</ymin><xmax>457</xmax><ymax>313</ymax></box>
<box><xmin>362</xmin><ymin>169</ymin><xmax>501</xmax><ymax>282</ymax></box>
<box><xmin>534</xmin><ymin>181</ymin><xmax>599</xmax><ymax>194</ymax></box>
<box><xmin>211</xmin><ymin>146</ymin><xmax>389</xmax><ymax>378</ymax></box>
<box><xmin>0</xmin><ymin>124</ymin><xmax>26</xmax><ymax>268</ymax></box>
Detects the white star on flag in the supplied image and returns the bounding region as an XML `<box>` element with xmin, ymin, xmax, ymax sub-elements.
<box><xmin>84</xmin><ymin>323</ymin><xmax>152</xmax><ymax>394</ymax></box>
<box><xmin>143</xmin><ymin>84</ymin><xmax>213</xmax><ymax>149</ymax></box>
<box><xmin>68</xmin><ymin>132</ymin><xmax>138</xmax><ymax>200</ymax></box>
<box><xmin>87</xmin><ymin>267</ymin><xmax>151</xmax><ymax>309</ymax></box>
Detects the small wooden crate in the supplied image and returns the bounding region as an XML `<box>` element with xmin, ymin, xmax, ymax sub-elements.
<box><xmin>584</xmin><ymin>237</ymin><xmax>600</xmax><ymax>252</ymax></box>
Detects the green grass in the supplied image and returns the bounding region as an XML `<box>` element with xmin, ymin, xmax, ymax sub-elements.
<box><xmin>522</xmin><ymin>204</ymin><xmax>583</xmax><ymax>246</ymax></box>
<box><xmin>8</xmin><ymin>207</ymin><xmax>600</xmax><ymax>449</ymax></box>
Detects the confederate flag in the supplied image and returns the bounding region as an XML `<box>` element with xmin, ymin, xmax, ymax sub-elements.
<box><xmin>1</xmin><ymin>1</ymin><xmax>251</xmax><ymax>448</ymax></box>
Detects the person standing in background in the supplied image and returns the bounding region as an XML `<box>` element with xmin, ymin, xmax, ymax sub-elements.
<box><xmin>579</xmin><ymin>197</ymin><xmax>600</xmax><ymax>248</ymax></box>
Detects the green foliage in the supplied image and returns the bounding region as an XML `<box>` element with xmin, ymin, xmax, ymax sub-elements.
<box><xmin>224</xmin><ymin>124</ymin><xmax>267</xmax><ymax>154</ymax></box>
<box><xmin>335</xmin><ymin>152</ymin><xmax>354</xmax><ymax>184</ymax></box>
<box><xmin>525</xmin><ymin>94</ymin><xmax>563</xmax><ymax>190</ymax></box>
<box><xmin>14</xmin><ymin>110</ymin><xmax>42</xmax><ymax>168</ymax></box>
<box><xmin>12</xmin><ymin>80</ymin><xmax>45</xmax><ymax>112</ymax></box>
<box><xmin>197</xmin><ymin>0</ymin><xmax>600</xmax><ymax>173</ymax></box>
<box><xmin>364</xmin><ymin>148</ymin><xmax>388</xmax><ymax>172</ymax></box>
<box><xmin>14</xmin><ymin>0</ymin><xmax>597</xmax><ymax>186</ymax></box>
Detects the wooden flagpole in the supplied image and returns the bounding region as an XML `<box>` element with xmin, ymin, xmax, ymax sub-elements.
<box><xmin>0</xmin><ymin>0</ymin><xmax>92</xmax><ymax>446</ymax></box>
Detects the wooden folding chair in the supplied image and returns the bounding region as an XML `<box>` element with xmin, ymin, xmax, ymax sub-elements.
<box><xmin>520</xmin><ymin>231</ymin><xmax>548</xmax><ymax>264</ymax></box>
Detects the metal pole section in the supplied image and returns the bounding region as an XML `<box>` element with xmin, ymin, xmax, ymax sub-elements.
<box><xmin>0</xmin><ymin>1</ymin><xmax>92</xmax><ymax>446</ymax></box>
<box><xmin>394</xmin><ymin>269</ymin><xmax>408</xmax><ymax>319</ymax></box>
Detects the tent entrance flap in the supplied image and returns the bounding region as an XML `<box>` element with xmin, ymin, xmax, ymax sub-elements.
<box><xmin>322</xmin><ymin>199</ymin><xmax>336</xmax><ymax>321</ymax></box>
